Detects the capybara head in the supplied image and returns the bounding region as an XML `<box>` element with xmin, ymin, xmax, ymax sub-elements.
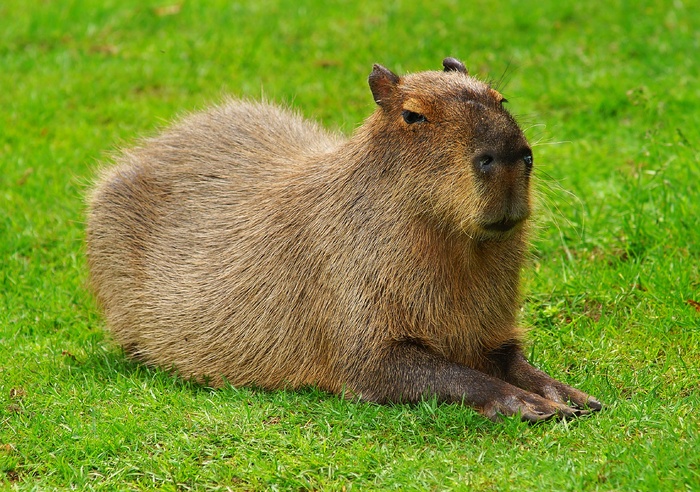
<box><xmin>367</xmin><ymin>57</ymin><xmax>533</xmax><ymax>241</ymax></box>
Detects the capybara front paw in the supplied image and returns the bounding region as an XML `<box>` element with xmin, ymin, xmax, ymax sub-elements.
<box><xmin>483</xmin><ymin>388</ymin><xmax>584</xmax><ymax>423</ymax></box>
<box><xmin>538</xmin><ymin>382</ymin><xmax>602</xmax><ymax>413</ymax></box>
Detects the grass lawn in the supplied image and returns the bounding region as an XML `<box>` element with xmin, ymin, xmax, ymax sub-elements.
<box><xmin>1</xmin><ymin>0</ymin><xmax>699</xmax><ymax>489</ymax></box>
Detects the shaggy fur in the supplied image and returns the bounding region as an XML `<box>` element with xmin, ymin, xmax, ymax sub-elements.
<box><xmin>87</xmin><ymin>58</ymin><xmax>601</xmax><ymax>421</ymax></box>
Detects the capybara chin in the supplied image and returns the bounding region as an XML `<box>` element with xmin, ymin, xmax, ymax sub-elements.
<box><xmin>86</xmin><ymin>57</ymin><xmax>601</xmax><ymax>422</ymax></box>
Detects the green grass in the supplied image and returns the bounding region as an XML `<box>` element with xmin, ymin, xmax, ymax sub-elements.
<box><xmin>1</xmin><ymin>0</ymin><xmax>699</xmax><ymax>489</ymax></box>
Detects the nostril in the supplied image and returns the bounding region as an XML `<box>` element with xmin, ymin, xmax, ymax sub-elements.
<box><xmin>478</xmin><ymin>155</ymin><xmax>494</xmax><ymax>169</ymax></box>
<box><xmin>522</xmin><ymin>151</ymin><xmax>534</xmax><ymax>176</ymax></box>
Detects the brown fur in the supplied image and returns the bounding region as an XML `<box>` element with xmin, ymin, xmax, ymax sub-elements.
<box><xmin>86</xmin><ymin>58</ymin><xmax>601</xmax><ymax>421</ymax></box>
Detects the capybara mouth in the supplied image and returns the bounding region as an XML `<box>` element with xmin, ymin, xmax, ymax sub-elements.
<box><xmin>483</xmin><ymin>217</ymin><xmax>521</xmax><ymax>232</ymax></box>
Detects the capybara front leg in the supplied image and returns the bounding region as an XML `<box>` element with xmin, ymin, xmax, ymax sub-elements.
<box><xmin>487</xmin><ymin>343</ymin><xmax>602</xmax><ymax>413</ymax></box>
<box><xmin>350</xmin><ymin>342</ymin><xmax>581</xmax><ymax>422</ymax></box>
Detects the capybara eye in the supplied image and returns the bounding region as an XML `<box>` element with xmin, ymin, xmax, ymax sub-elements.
<box><xmin>523</xmin><ymin>153</ymin><xmax>533</xmax><ymax>167</ymax></box>
<box><xmin>402</xmin><ymin>110</ymin><xmax>427</xmax><ymax>124</ymax></box>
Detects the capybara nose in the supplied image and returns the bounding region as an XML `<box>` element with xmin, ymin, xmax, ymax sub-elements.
<box><xmin>473</xmin><ymin>148</ymin><xmax>533</xmax><ymax>176</ymax></box>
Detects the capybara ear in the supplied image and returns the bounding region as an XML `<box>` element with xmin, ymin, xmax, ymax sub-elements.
<box><xmin>443</xmin><ymin>57</ymin><xmax>468</xmax><ymax>74</ymax></box>
<box><xmin>368</xmin><ymin>64</ymin><xmax>400</xmax><ymax>107</ymax></box>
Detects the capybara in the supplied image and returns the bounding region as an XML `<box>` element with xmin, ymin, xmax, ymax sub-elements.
<box><xmin>86</xmin><ymin>57</ymin><xmax>601</xmax><ymax>421</ymax></box>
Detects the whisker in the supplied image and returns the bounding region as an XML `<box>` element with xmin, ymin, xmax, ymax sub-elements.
<box><xmin>533</xmin><ymin>171</ymin><xmax>586</xmax><ymax>247</ymax></box>
<box><xmin>493</xmin><ymin>59</ymin><xmax>515</xmax><ymax>92</ymax></box>
<box><xmin>532</xmin><ymin>140</ymin><xmax>571</xmax><ymax>147</ymax></box>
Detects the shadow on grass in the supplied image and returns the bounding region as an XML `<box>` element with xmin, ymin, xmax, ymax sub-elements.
<box><xmin>64</xmin><ymin>336</ymin><xmax>595</xmax><ymax>439</ymax></box>
<box><xmin>70</xmin><ymin>334</ymin><xmax>345</xmax><ymax>404</ymax></box>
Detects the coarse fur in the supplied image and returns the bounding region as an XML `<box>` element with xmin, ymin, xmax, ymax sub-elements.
<box><xmin>86</xmin><ymin>58</ymin><xmax>601</xmax><ymax>421</ymax></box>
